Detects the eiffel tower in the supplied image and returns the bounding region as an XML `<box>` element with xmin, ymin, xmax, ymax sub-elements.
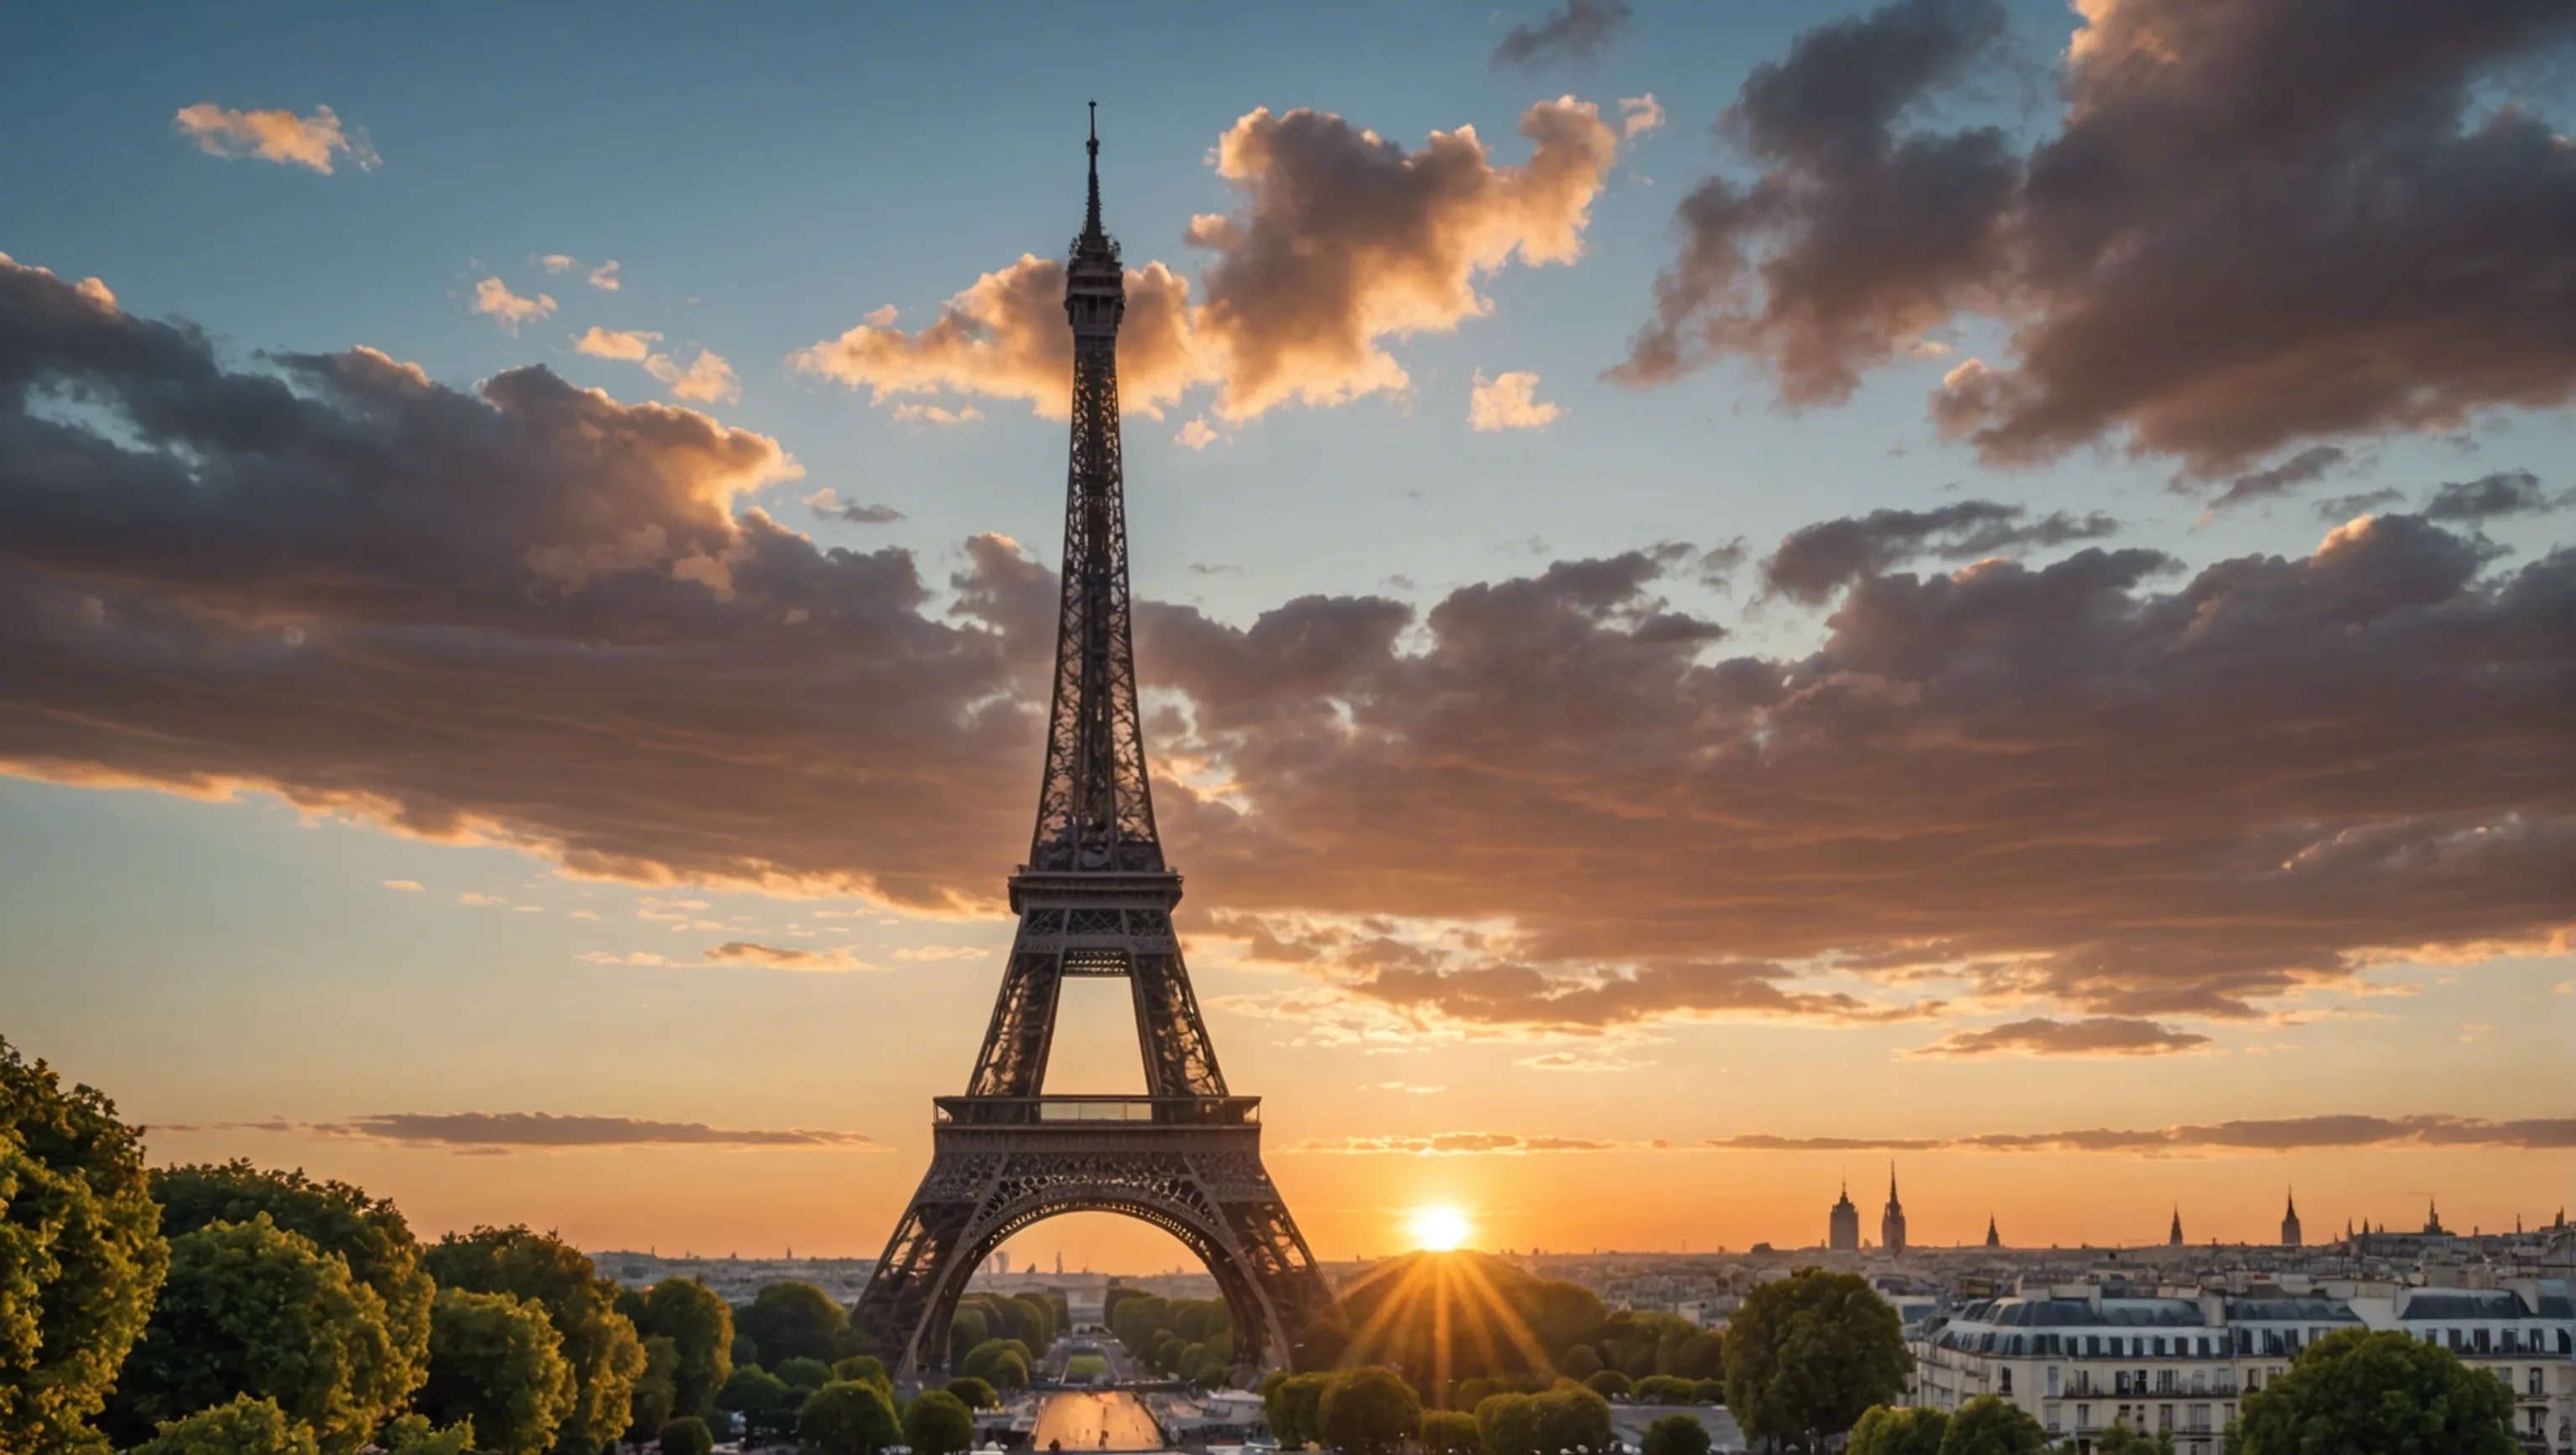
<box><xmin>853</xmin><ymin>107</ymin><xmax>1334</xmax><ymax>1380</ymax></box>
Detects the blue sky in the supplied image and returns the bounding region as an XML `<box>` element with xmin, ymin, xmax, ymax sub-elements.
<box><xmin>3</xmin><ymin>0</ymin><xmax>2570</xmax><ymax>1267</ymax></box>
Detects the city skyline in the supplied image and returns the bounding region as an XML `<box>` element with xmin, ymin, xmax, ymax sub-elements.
<box><xmin>2</xmin><ymin>0</ymin><xmax>2571</xmax><ymax>1276</ymax></box>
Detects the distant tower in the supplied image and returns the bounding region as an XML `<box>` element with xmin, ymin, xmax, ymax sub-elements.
<box><xmin>1054</xmin><ymin>1250</ymin><xmax>1064</xmax><ymax>1276</ymax></box>
<box><xmin>1829</xmin><ymin>1180</ymin><xmax>1862</xmax><ymax>1251</ymax></box>
<box><xmin>1881</xmin><ymin>1166</ymin><xmax>1909</xmax><ymax>1256</ymax></box>
<box><xmin>2423</xmin><ymin>1200</ymin><xmax>2449</xmax><ymax>1236</ymax></box>
<box><xmin>2168</xmin><ymin>1208</ymin><xmax>2184</xmax><ymax>1247</ymax></box>
<box><xmin>2281</xmin><ymin>1191</ymin><xmax>2302</xmax><ymax>1248</ymax></box>
<box><xmin>997</xmin><ymin>1250</ymin><xmax>1010</xmax><ymax>1276</ymax></box>
<box><xmin>1985</xmin><ymin>1215</ymin><xmax>2002</xmax><ymax>1250</ymax></box>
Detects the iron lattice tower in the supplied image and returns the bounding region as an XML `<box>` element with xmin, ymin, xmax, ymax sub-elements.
<box><xmin>853</xmin><ymin>110</ymin><xmax>1334</xmax><ymax>1380</ymax></box>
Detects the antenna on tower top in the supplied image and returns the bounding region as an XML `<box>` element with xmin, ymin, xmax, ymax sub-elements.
<box><xmin>1083</xmin><ymin>101</ymin><xmax>1104</xmax><ymax>242</ymax></box>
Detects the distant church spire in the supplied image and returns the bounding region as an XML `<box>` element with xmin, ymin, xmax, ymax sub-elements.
<box><xmin>1880</xmin><ymin>1163</ymin><xmax>1909</xmax><ymax>1256</ymax></box>
<box><xmin>2169</xmin><ymin>1206</ymin><xmax>2184</xmax><ymax>1246</ymax></box>
<box><xmin>1986</xmin><ymin>1214</ymin><xmax>2001</xmax><ymax>1249</ymax></box>
<box><xmin>2282</xmin><ymin>1188</ymin><xmax>2302</xmax><ymax>1248</ymax></box>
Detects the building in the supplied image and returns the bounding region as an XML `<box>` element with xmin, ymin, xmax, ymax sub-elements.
<box><xmin>2281</xmin><ymin>1193</ymin><xmax>2301</xmax><ymax>1249</ymax></box>
<box><xmin>1830</xmin><ymin>1182</ymin><xmax>1862</xmax><ymax>1252</ymax></box>
<box><xmin>1910</xmin><ymin>1280</ymin><xmax>2576</xmax><ymax>1455</ymax></box>
<box><xmin>2169</xmin><ymin>1208</ymin><xmax>2185</xmax><ymax>1247</ymax></box>
<box><xmin>1883</xmin><ymin>1168</ymin><xmax>1909</xmax><ymax>1257</ymax></box>
<box><xmin>1987</xmin><ymin>1217</ymin><xmax>2002</xmax><ymax>1250</ymax></box>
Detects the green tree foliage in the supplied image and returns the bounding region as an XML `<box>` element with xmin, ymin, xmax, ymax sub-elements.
<box><xmin>835</xmin><ymin>1354</ymin><xmax>890</xmax><ymax>1388</ymax></box>
<box><xmin>1934</xmin><ymin>1395</ymin><xmax>2046</xmax><ymax>1455</ymax></box>
<box><xmin>1266</xmin><ymin>1371</ymin><xmax>1331</xmax><ymax>1448</ymax></box>
<box><xmin>1689</xmin><ymin>1380</ymin><xmax>1725</xmax><ymax>1406</ymax></box>
<box><xmin>1320</xmin><ymin>1367</ymin><xmax>1420</xmax><ymax>1455</ymax></box>
<box><xmin>961</xmin><ymin>1337</ymin><xmax>1033</xmax><ymax>1383</ymax></box>
<box><xmin>623</xmin><ymin>1334</ymin><xmax>678</xmax><ymax>1441</ymax></box>
<box><xmin>1560</xmin><ymin>1344</ymin><xmax>1606</xmax><ymax>1380</ymax></box>
<box><xmin>949</xmin><ymin>1306</ymin><xmax>990</xmax><ymax>1364</ymax></box>
<box><xmin>1535</xmin><ymin>1384</ymin><xmax>1613</xmax><ymax>1454</ymax></box>
<box><xmin>1633</xmin><ymin>1375</ymin><xmax>1697</xmax><ymax>1405</ymax></box>
<box><xmin>420</xmin><ymin>1287</ymin><xmax>576</xmax><ymax>1455</ymax></box>
<box><xmin>657</xmin><ymin>1414</ymin><xmax>714</xmax><ymax>1455</ymax></box>
<box><xmin>105</xmin><ymin>1213</ymin><xmax>401</xmax><ymax>1452</ymax></box>
<box><xmin>423</xmin><ymin>1226</ymin><xmax>646</xmax><ymax>1455</ymax></box>
<box><xmin>1310</xmin><ymin>1253</ymin><xmax>1607</xmax><ymax>1390</ymax></box>
<box><xmin>377</xmin><ymin>1413</ymin><xmax>475</xmax><ymax>1455</ymax></box>
<box><xmin>2233</xmin><ymin>1328</ymin><xmax>2518</xmax><ymax>1455</ymax></box>
<box><xmin>906</xmin><ymin>1387</ymin><xmax>977</xmax><ymax>1455</ymax></box>
<box><xmin>946</xmin><ymin>1375</ymin><xmax>998</xmax><ymax>1409</ymax></box>
<box><xmin>1846</xmin><ymin>1404</ymin><xmax>1949</xmax><ymax>1455</ymax></box>
<box><xmin>2091</xmin><ymin>1421</ymin><xmax>2174</xmax><ymax>1455</ymax></box>
<box><xmin>717</xmin><ymin>1365</ymin><xmax>797</xmax><ymax>1442</ymax></box>
<box><xmin>1642</xmin><ymin>1412</ymin><xmax>1713</xmax><ymax>1455</ymax></box>
<box><xmin>730</xmin><ymin>1333</ymin><xmax>758</xmax><ymax>1370</ymax></box>
<box><xmin>150</xmin><ymin>1161</ymin><xmax>434</xmax><ymax>1421</ymax></box>
<box><xmin>987</xmin><ymin>1350</ymin><xmax>1031</xmax><ymax>1390</ymax></box>
<box><xmin>1722</xmin><ymin>1268</ymin><xmax>1909</xmax><ymax>1452</ymax></box>
<box><xmin>734</xmin><ymin>1281</ymin><xmax>850</xmax><ymax>1369</ymax></box>
<box><xmin>777</xmin><ymin>1355</ymin><xmax>834</xmax><ymax>1391</ymax></box>
<box><xmin>1599</xmin><ymin>1312</ymin><xmax>1698</xmax><ymax>1379</ymax></box>
<box><xmin>797</xmin><ymin>1378</ymin><xmax>901</xmax><ymax>1455</ymax></box>
<box><xmin>1473</xmin><ymin>1392</ymin><xmax>1542</xmax><ymax>1455</ymax></box>
<box><xmin>127</xmin><ymin>1395</ymin><xmax>322</xmax><ymax>1455</ymax></box>
<box><xmin>1671</xmin><ymin>1333</ymin><xmax>1723</xmax><ymax>1381</ymax></box>
<box><xmin>0</xmin><ymin>1038</ymin><xmax>169</xmax><ymax>1454</ymax></box>
<box><xmin>1420</xmin><ymin>1408</ymin><xmax>1481</xmax><ymax>1455</ymax></box>
<box><xmin>635</xmin><ymin>1278</ymin><xmax>733</xmax><ymax>1418</ymax></box>
<box><xmin>1585</xmin><ymin>1369</ymin><xmax>1633</xmax><ymax>1400</ymax></box>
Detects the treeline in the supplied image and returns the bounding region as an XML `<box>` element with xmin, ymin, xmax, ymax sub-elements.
<box><xmin>0</xmin><ymin>1036</ymin><xmax>996</xmax><ymax>1455</ymax></box>
<box><xmin>1105</xmin><ymin>1290</ymin><xmax>1235</xmax><ymax>1385</ymax></box>
<box><xmin>948</xmin><ymin>1288</ymin><xmax>1063</xmax><ymax>1390</ymax></box>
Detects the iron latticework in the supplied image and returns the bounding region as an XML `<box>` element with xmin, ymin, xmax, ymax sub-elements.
<box><xmin>853</xmin><ymin>110</ymin><xmax>1333</xmax><ymax>1381</ymax></box>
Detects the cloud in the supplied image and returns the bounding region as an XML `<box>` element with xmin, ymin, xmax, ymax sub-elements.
<box><xmin>702</xmin><ymin>941</ymin><xmax>868</xmax><ymax>971</ymax></box>
<box><xmin>803</xmin><ymin>489</ymin><xmax>905</xmax><ymax>525</ymax></box>
<box><xmin>538</xmin><ymin>256</ymin><xmax>578</xmax><ymax>274</ymax></box>
<box><xmin>173</xmin><ymin>103</ymin><xmax>377</xmax><ymax>174</ymax></box>
<box><xmin>298</xmin><ymin>1112</ymin><xmax>875</xmax><ymax>1150</ymax></box>
<box><xmin>382</xmin><ymin>879</ymin><xmax>421</xmax><ymax>891</ymax></box>
<box><xmin>588</xmin><ymin>261</ymin><xmax>621</xmax><ymax>292</ymax></box>
<box><xmin>1290</xmin><ymin>1133</ymin><xmax>1628</xmax><ymax>1155</ymax></box>
<box><xmin>1762</xmin><ymin>500</ymin><xmax>2121</xmax><ymax>604</ymax></box>
<box><xmin>1176</xmin><ymin>418</ymin><xmax>1219</xmax><ymax>450</ymax></box>
<box><xmin>1708</xmin><ymin>1114</ymin><xmax>2576</xmax><ymax>1155</ymax></box>
<box><xmin>3</xmin><ymin>257</ymin><xmax>2568</xmax><ymax>1029</ymax></box>
<box><xmin>891</xmin><ymin>403</ymin><xmax>980</xmax><ymax>426</ymax></box>
<box><xmin>2207</xmin><ymin>446</ymin><xmax>2350</xmax><ymax>514</ymax></box>
<box><xmin>2315</xmin><ymin>489</ymin><xmax>2407</xmax><ymax>520</ymax></box>
<box><xmin>644</xmin><ymin>349</ymin><xmax>740</xmax><ymax>404</ymax></box>
<box><xmin>2423</xmin><ymin>470</ymin><xmax>2566</xmax><ymax>522</ymax></box>
<box><xmin>795</xmin><ymin>99</ymin><xmax>1619</xmax><ymax>424</ymax></box>
<box><xmin>471</xmin><ymin>278</ymin><xmax>556</xmax><ymax>332</ymax></box>
<box><xmin>458</xmin><ymin>892</ymin><xmax>506</xmax><ymax>907</ymax></box>
<box><xmin>1468</xmin><ymin>370</ymin><xmax>1563</xmax><ymax>432</ymax></box>
<box><xmin>1618</xmin><ymin>94</ymin><xmax>1666</xmax><ymax>141</ymax></box>
<box><xmin>1492</xmin><ymin>0</ymin><xmax>1633</xmax><ymax>72</ymax></box>
<box><xmin>1906</xmin><ymin>1016</ymin><xmax>2212</xmax><ymax>1057</ymax></box>
<box><xmin>1617</xmin><ymin>0</ymin><xmax>2576</xmax><ymax>474</ymax></box>
<box><xmin>574</xmin><ymin>327</ymin><xmax>661</xmax><ymax>361</ymax></box>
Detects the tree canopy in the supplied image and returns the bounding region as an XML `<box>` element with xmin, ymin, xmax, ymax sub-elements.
<box><xmin>0</xmin><ymin>1037</ymin><xmax>169</xmax><ymax>1454</ymax></box>
<box><xmin>634</xmin><ymin>1277</ymin><xmax>733</xmax><ymax>1418</ymax></box>
<box><xmin>1420</xmin><ymin>1408</ymin><xmax>1481</xmax><ymax>1455</ymax></box>
<box><xmin>125</xmin><ymin>1395</ymin><xmax>322</xmax><ymax>1455</ymax></box>
<box><xmin>2090</xmin><ymin>1422</ymin><xmax>2174</xmax><ymax>1455</ymax></box>
<box><xmin>623</xmin><ymin>1334</ymin><xmax>679</xmax><ymax>1442</ymax></box>
<box><xmin>1319</xmin><ymin>1367</ymin><xmax>1420</xmax><ymax>1455</ymax></box>
<box><xmin>1310</xmin><ymin>1252</ymin><xmax>1605</xmax><ymax>1393</ymax></box>
<box><xmin>2232</xmin><ymin>1328</ymin><xmax>2519</xmax><ymax>1455</ymax></box>
<box><xmin>735</xmin><ymin>1281</ymin><xmax>851</xmax><ymax>1369</ymax></box>
<box><xmin>797</xmin><ymin>1378</ymin><xmax>901</xmax><ymax>1455</ymax></box>
<box><xmin>1847</xmin><ymin>1404</ymin><xmax>1949</xmax><ymax>1455</ymax></box>
<box><xmin>423</xmin><ymin>1226</ymin><xmax>645</xmax><ymax>1455</ymax></box>
<box><xmin>946</xmin><ymin>1375</ymin><xmax>998</xmax><ymax>1410</ymax></box>
<box><xmin>1642</xmin><ymin>1411</ymin><xmax>1713</xmax><ymax>1455</ymax></box>
<box><xmin>906</xmin><ymin>1386</ymin><xmax>977</xmax><ymax>1455</ymax></box>
<box><xmin>1266</xmin><ymin>1371</ymin><xmax>1331</xmax><ymax>1448</ymax></box>
<box><xmin>104</xmin><ymin>1213</ymin><xmax>402</xmax><ymax>1452</ymax></box>
<box><xmin>419</xmin><ymin>1286</ymin><xmax>576</xmax><ymax>1455</ymax></box>
<box><xmin>1722</xmin><ymin>1269</ymin><xmax>1909</xmax><ymax>1451</ymax></box>
<box><xmin>657</xmin><ymin>1415</ymin><xmax>714</xmax><ymax>1455</ymax></box>
<box><xmin>1935</xmin><ymin>1395</ymin><xmax>2048</xmax><ymax>1455</ymax></box>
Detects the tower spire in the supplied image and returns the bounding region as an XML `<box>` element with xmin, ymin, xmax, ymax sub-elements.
<box><xmin>1083</xmin><ymin>101</ymin><xmax>1104</xmax><ymax>244</ymax></box>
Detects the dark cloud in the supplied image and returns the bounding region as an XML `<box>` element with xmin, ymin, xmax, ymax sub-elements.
<box><xmin>2207</xmin><ymin>446</ymin><xmax>2350</xmax><ymax>514</ymax></box>
<box><xmin>1763</xmin><ymin>500</ymin><xmax>2122</xmax><ymax>604</ymax></box>
<box><xmin>2423</xmin><ymin>470</ymin><xmax>2567</xmax><ymax>522</ymax></box>
<box><xmin>192</xmin><ymin>1114</ymin><xmax>876</xmax><ymax>1150</ymax></box>
<box><xmin>2315</xmin><ymin>489</ymin><xmax>2408</xmax><ymax>520</ymax></box>
<box><xmin>1491</xmin><ymin>0</ymin><xmax>1633</xmax><ymax>72</ymax></box>
<box><xmin>806</xmin><ymin>490</ymin><xmax>906</xmax><ymax>525</ymax></box>
<box><xmin>1619</xmin><ymin>0</ymin><xmax>2576</xmax><ymax>474</ymax></box>
<box><xmin>701</xmin><ymin>941</ymin><xmax>865</xmax><ymax>970</ymax></box>
<box><xmin>1906</xmin><ymin>1016</ymin><xmax>2211</xmax><ymax>1057</ymax></box>
<box><xmin>5</xmin><ymin>257</ymin><xmax>2570</xmax><ymax>1042</ymax></box>
<box><xmin>1709</xmin><ymin>1115</ymin><xmax>2576</xmax><ymax>1155</ymax></box>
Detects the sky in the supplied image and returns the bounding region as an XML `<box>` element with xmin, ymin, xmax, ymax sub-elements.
<box><xmin>2</xmin><ymin>0</ymin><xmax>2572</xmax><ymax>1275</ymax></box>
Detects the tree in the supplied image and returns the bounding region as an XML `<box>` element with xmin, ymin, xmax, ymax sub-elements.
<box><xmin>377</xmin><ymin>1414</ymin><xmax>475</xmax><ymax>1455</ymax></box>
<box><xmin>1934</xmin><ymin>1395</ymin><xmax>2046</xmax><ymax>1455</ymax></box>
<box><xmin>0</xmin><ymin>1037</ymin><xmax>169</xmax><ymax>1454</ymax></box>
<box><xmin>986</xmin><ymin>1349</ymin><xmax>1031</xmax><ymax>1390</ymax></box>
<box><xmin>423</xmin><ymin>1227</ymin><xmax>646</xmax><ymax>1455</ymax></box>
<box><xmin>906</xmin><ymin>1387</ymin><xmax>976</xmax><ymax>1455</ymax></box>
<box><xmin>1585</xmin><ymin>1369</ymin><xmax>1633</xmax><ymax>1400</ymax></box>
<box><xmin>1267</xmin><ymin>1371</ymin><xmax>1331</xmax><ymax>1448</ymax></box>
<box><xmin>1846</xmin><ymin>1405</ymin><xmax>1948</xmax><ymax>1455</ymax></box>
<box><xmin>1560</xmin><ymin>1344</ymin><xmax>1606</xmax><ymax>1380</ymax></box>
<box><xmin>776</xmin><ymin>1355</ymin><xmax>834</xmax><ymax>1391</ymax></box>
<box><xmin>949</xmin><ymin>1307</ymin><xmax>990</xmax><ymax>1364</ymax></box>
<box><xmin>1473</xmin><ymin>1392</ymin><xmax>1541</xmax><ymax>1455</ymax></box>
<box><xmin>1534</xmin><ymin>1385</ymin><xmax>1613</xmax><ymax>1455</ymax></box>
<box><xmin>2091</xmin><ymin>1422</ymin><xmax>2174</xmax><ymax>1455</ymax></box>
<box><xmin>946</xmin><ymin>1376</ymin><xmax>999</xmax><ymax>1409</ymax></box>
<box><xmin>103</xmin><ymin>1213</ymin><xmax>401</xmax><ymax>1452</ymax></box>
<box><xmin>658</xmin><ymin>1415</ymin><xmax>714</xmax><ymax>1455</ymax></box>
<box><xmin>1320</xmin><ymin>1367</ymin><xmax>1419</xmax><ymax>1455</ymax></box>
<box><xmin>1633</xmin><ymin>1375</ymin><xmax>1697</xmax><ymax>1405</ymax></box>
<box><xmin>635</xmin><ymin>1278</ymin><xmax>733</xmax><ymax>1419</ymax></box>
<box><xmin>1688</xmin><ymin>1380</ymin><xmax>1725</xmax><ymax>1406</ymax></box>
<box><xmin>1642</xmin><ymin>1412</ymin><xmax>1713</xmax><ymax>1455</ymax></box>
<box><xmin>126</xmin><ymin>1395</ymin><xmax>322</xmax><ymax>1455</ymax></box>
<box><xmin>151</xmin><ymin>1161</ymin><xmax>434</xmax><ymax>1423</ymax></box>
<box><xmin>730</xmin><ymin>1333</ymin><xmax>759</xmax><ymax>1370</ymax></box>
<box><xmin>719</xmin><ymin>1365</ymin><xmax>797</xmax><ymax>1440</ymax></box>
<box><xmin>419</xmin><ymin>1287</ymin><xmax>576</xmax><ymax>1455</ymax></box>
<box><xmin>797</xmin><ymin>1379</ymin><xmax>901</xmax><ymax>1455</ymax></box>
<box><xmin>624</xmin><ymin>1334</ymin><xmax>679</xmax><ymax>1441</ymax></box>
<box><xmin>1420</xmin><ymin>1409</ymin><xmax>1480</xmax><ymax>1455</ymax></box>
<box><xmin>2232</xmin><ymin>1328</ymin><xmax>2518</xmax><ymax>1455</ymax></box>
<box><xmin>835</xmin><ymin>1354</ymin><xmax>890</xmax><ymax>1387</ymax></box>
<box><xmin>1672</xmin><ymin>1333</ymin><xmax>1724</xmax><ymax>1381</ymax></box>
<box><xmin>735</xmin><ymin>1281</ymin><xmax>850</xmax><ymax>1369</ymax></box>
<box><xmin>1722</xmin><ymin>1268</ymin><xmax>1909</xmax><ymax>1452</ymax></box>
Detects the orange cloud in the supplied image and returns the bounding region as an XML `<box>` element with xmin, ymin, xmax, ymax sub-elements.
<box><xmin>574</xmin><ymin>327</ymin><xmax>660</xmax><ymax>361</ymax></box>
<box><xmin>645</xmin><ymin>349</ymin><xmax>740</xmax><ymax>404</ymax></box>
<box><xmin>1467</xmin><ymin>370</ymin><xmax>1562</xmax><ymax>431</ymax></box>
<box><xmin>471</xmin><ymin>278</ymin><xmax>556</xmax><ymax>332</ymax></box>
<box><xmin>173</xmin><ymin>103</ymin><xmax>378</xmax><ymax>174</ymax></box>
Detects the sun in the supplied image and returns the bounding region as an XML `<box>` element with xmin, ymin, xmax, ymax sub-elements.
<box><xmin>1405</xmin><ymin>1204</ymin><xmax>1473</xmax><ymax>1252</ymax></box>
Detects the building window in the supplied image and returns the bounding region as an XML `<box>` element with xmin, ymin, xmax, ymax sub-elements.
<box><xmin>2246</xmin><ymin>1369</ymin><xmax>2262</xmax><ymax>1391</ymax></box>
<box><xmin>2077</xmin><ymin>1405</ymin><xmax>2091</xmax><ymax>1431</ymax></box>
<box><xmin>2048</xmin><ymin>1366</ymin><xmax>2060</xmax><ymax>1398</ymax></box>
<box><xmin>2158</xmin><ymin>1369</ymin><xmax>2176</xmax><ymax>1395</ymax></box>
<box><xmin>2189</xmin><ymin>1404</ymin><xmax>2211</xmax><ymax>1431</ymax></box>
<box><xmin>2475</xmin><ymin>1328</ymin><xmax>2490</xmax><ymax>1354</ymax></box>
<box><xmin>2001</xmin><ymin>1369</ymin><xmax>2013</xmax><ymax>1395</ymax></box>
<box><xmin>2044</xmin><ymin>1403</ymin><xmax>2061</xmax><ymax>1433</ymax></box>
<box><xmin>2530</xmin><ymin>1368</ymin><xmax>2543</xmax><ymax>1397</ymax></box>
<box><xmin>2159</xmin><ymin>1405</ymin><xmax>2174</xmax><ymax>1432</ymax></box>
